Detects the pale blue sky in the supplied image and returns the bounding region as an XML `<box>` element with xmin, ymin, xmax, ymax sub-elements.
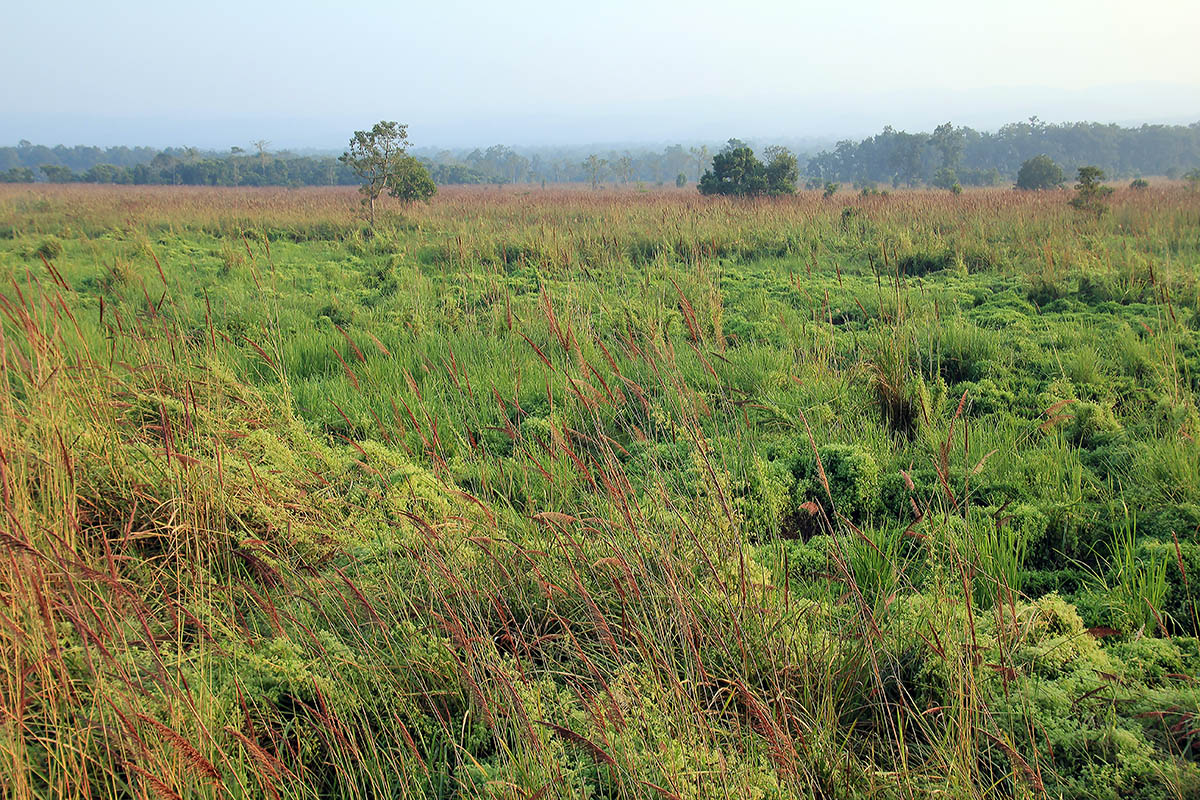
<box><xmin>4</xmin><ymin>0</ymin><xmax>1198</xmax><ymax>148</ymax></box>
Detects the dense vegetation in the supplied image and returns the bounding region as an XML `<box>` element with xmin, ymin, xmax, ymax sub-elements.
<box><xmin>805</xmin><ymin>119</ymin><xmax>1200</xmax><ymax>188</ymax></box>
<box><xmin>5</xmin><ymin>117</ymin><xmax>1199</xmax><ymax>188</ymax></box>
<box><xmin>698</xmin><ymin>143</ymin><xmax>799</xmax><ymax>197</ymax></box>
<box><xmin>3</xmin><ymin>183</ymin><xmax>1200</xmax><ymax>799</ymax></box>
<box><xmin>0</xmin><ymin>143</ymin><xmax>362</xmax><ymax>187</ymax></box>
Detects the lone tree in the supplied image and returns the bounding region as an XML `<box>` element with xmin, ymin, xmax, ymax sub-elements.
<box><xmin>1069</xmin><ymin>165</ymin><xmax>1113</xmax><ymax>214</ymax></box>
<box><xmin>698</xmin><ymin>143</ymin><xmax>796</xmax><ymax>197</ymax></box>
<box><xmin>1015</xmin><ymin>154</ymin><xmax>1065</xmax><ymax>191</ymax></box>
<box><xmin>582</xmin><ymin>154</ymin><xmax>607</xmax><ymax>190</ymax></box>
<box><xmin>340</xmin><ymin>121</ymin><xmax>435</xmax><ymax>226</ymax></box>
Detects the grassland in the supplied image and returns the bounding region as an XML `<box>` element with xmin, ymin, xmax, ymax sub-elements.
<box><xmin>3</xmin><ymin>182</ymin><xmax>1200</xmax><ymax>799</ymax></box>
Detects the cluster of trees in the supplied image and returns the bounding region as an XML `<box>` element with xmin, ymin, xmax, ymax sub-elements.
<box><xmin>804</xmin><ymin>118</ymin><xmax>1200</xmax><ymax>188</ymax></box>
<box><xmin>337</xmin><ymin>125</ymin><xmax>801</xmax><ymax>224</ymax></box>
<box><xmin>697</xmin><ymin>140</ymin><xmax>799</xmax><ymax>196</ymax></box>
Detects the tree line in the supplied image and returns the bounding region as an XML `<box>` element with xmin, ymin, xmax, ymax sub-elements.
<box><xmin>0</xmin><ymin>142</ymin><xmax>362</xmax><ymax>187</ymax></box>
<box><xmin>4</xmin><ymin>118</ymin><xmax>1199</xmax><ymax>188</ymax></box>
<box><xmin>804</xmin><ymin>118</ymin><xmax>1200</xmax><ymax>189</ymax></box>
<box><xmin>0</xmin><ymin>140</ymin><xmax>709</xmax><ymax>187</ymax></box>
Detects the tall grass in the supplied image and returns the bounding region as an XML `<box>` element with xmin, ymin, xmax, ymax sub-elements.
<box><xmin>1</xmin><ymin>182</ymin><xmax>1199</xmax><ymax>798</ymax></box>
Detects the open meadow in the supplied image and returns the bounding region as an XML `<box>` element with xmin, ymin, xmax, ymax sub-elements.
<box><xmin>4</xmin><ymin>182</ymin><xmax>1200</xmax><ymax>799</ymax></box>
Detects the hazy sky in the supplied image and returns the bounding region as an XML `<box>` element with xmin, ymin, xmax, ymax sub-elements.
<box><xmin>5</xmin><ymin>0</ymin><xmax>1199</xmax><ymax>148</ymax></box>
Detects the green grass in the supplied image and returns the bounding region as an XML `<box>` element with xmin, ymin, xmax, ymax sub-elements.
<box><xmin>3</xmin><ymin>182</ymin><xmax>1200</xmax><ymax>799</ymax></box>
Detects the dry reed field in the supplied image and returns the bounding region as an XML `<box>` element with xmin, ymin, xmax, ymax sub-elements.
<box><xmin>3</xmin><ymin>182</ymin><xmax>1200</xmax><ymax>799</ymax></box>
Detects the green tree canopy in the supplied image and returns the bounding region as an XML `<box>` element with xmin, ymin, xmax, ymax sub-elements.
<box><xmin>698</xmin><ymin>145</ymin><xmax>796</xmax><ymax>197</ymax></box>
<box><xmin>763</xmin><ymin>146</ymin><xmax>799</xmax><ymax>194</ymax></box>
<box><xmin>39</xmin><ymin>164</ymin><xmax>75</xmax><ymax>183</ymax></box>
<box><xmin>699</xmin><ymin>147</ymin><xmax>766</xmax><ymax>196</ymax></box>
<box><xmin>929</xmin><ymin>122</ymin><xmax>963</xmax><ymax>169</ymax></box>
<box><xmin>0</xmin><ymin>167</ymin><xmax>35</xmax><ymax>183</ymax></box>
<box><xmin>931</xmin><ymin>167</ymin><xmax>960</xmax><ymax>191</ymax></box>
<box><xmin>1015</xmin><ymin>154</ymin><xmax>1066</xmax><ymax>190</ymax></box>
<box><xmin>387</xmin><ymin>156</ymin><xmax>437</xmax><ymax>203</ymax></box>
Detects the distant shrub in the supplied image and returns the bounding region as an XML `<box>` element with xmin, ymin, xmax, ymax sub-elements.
<box><xmin>1130</xmin><ymin>177</ymin><xmax>1150</xmax><ymax>190</ymax></box>
<box><xmin>697</xmin><ymin>145</ymin><xmax>796</xmax><ymax>197</ymax></box>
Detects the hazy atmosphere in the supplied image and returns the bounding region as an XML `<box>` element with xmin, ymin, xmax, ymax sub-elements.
<box><xmin>8</xmin><ymin>3</ymin><xmax>1200</xmax><ymax>800</ymax></box>
<box><xmin>5</xmin><ymin>0</ymin><xmax>1199</xmax><ymax>147</ymax></box>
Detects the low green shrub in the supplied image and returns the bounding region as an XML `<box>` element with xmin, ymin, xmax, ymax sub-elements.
<box><xmin>793</xmin><ymin>443</ymin><xmax>881</xmax><ymax>521</ymax></box>
<box><xmin>29</xmin><ymin>236</ymin><xmax>64</xmax><ymax>260</ymax></box>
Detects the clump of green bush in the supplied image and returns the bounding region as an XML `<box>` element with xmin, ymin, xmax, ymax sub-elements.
<box><xmin>736</xmin><ymin>455</ymin><xmax>795</xmax><ymax>540</ymax></box>
<box><xmin>1067</xmin><ymin>401</ymin><xmax>1123</xmax><ymax>448</ymax></box>
<box><xmin>28</xmin><ymin>236</ymin><xmax>63</xmax><ymax>260</ymax></box>
<box><xmin>794</xmin><ymin>443</ymin><xmax>880</xmax><ymax>520</ymax></box>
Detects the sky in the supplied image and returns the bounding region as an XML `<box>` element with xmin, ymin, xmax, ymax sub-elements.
<box><xmin>4</xmin><ymin>0</ymin><xmax>1199</xmax><ymax>149</ymax></box>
